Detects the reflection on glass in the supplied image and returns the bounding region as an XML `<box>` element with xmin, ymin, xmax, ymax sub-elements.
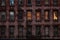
<box><xmin>10</xmin><ymin>0</ymin><xmax>14</xmax><ymax>6</ymax></box>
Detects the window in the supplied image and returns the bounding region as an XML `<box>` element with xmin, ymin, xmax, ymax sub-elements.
<box><xmin>26</xmin><ymin>10</ymin><xmax>32</xmax><ymax>21</ymax></box>
<box><xmin>36</xmin><ymin>0</ymin><xmax>41</xmax><ymax>6</ymax></box>
<box><xmin>9</xmin><ymin>25</ymin><xmax>15</xmax><ymax>38</ymax></box>
<box><xmin>18</xmin><ymin>25</ymin><xmax>23</xmax><ymax>38</ymax></box>
<box><xmin>10</xmin><ymin>0</ymin><xmax>14</xmax><ymax>6</ymax></box>
<box><xmin>45</xmin><ymin>0</ymin><xmax>49</xmax><ymax>6</ymax></box>
<box><xmin>26</xmin><ymin>25</ymin><xmax>32</xmax><ymax>38</ymax></box>
<box><xmin>18</xmin><ymin>10</ymin><xmax>23</xmax><ymax>22</ymax></box>
<box><xmin>53</xmin><ymin>0</ymin><xmax>58</xmax><ymax>6</ymax></box>
<box><xmin>0</xmin><ymin>25</ymin><xmax>6</xmax><ymax>38</ymax></box>
<box><xmin>1</xmin><ymin>0</ymin><xmax>6</xmax><ymax>6</ymax></box>
<box><xmin>36</xmin><ymin>10</ymin><xmax>41</xmax><ymax>21</ymax></box>
<box><xmin>9</xmin><ymin>11</ymin><xmax>15</xmax><ymax>22</ymax></box>
<box><xmin>27</xmin><ymin>0</ymin><xmax>32</xmax><ymax>6</ymax></box>
<box><xmin>53</xmin><ymin>25</ymin><xmax>58</xmax><ymax>37</ymax></box>
<box><xmin>44</xmin><ymin>25</ymin><xmax>50</xmax><ymax>37</ymax></box>
<box><xmin>18</xmin><ymin>0</ymin><xmax>23</xmax><ymax>6</ymax></box>
<box><xmin>53</xmin><ymin>10</ymin><xmax>58</xmax><ymax>21</ymax></box>
<box><xmin>0</xmin><ymin>11</ymin><xmax>6</xmax><ymax>22</ymax></box>
<box><xmin>36</xmin><ymin>25</ymin><xmax>41</xmax><ymax>39</ymax></box>
<box><xmin>44</xmin><ymin>10</ymin><xmax>50</xmax><ymax>21</ymax></box>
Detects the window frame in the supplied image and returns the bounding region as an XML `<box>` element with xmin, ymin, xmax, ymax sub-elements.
<box><xmin>9</xmin><ymin>0</ymin><xmax>15</xmax><ymax>6</ymax></box>
<box><xmin>26</xmin><ymin>10</ymin><xmax>32</xmax><ymax>22</ymax></box>
<box><xmin>44</xmin><ymin>10</ymin><xmax>50</xmax><ymax>21</ymax></box>
<box><xmin>53</xmin><ymin>10</ymin><xmax>58</xmax><ymax>22</ymax></box>
<box><xmin>9</xmin><ymin>10</ymin><xmax>15</xmax><ymax>22</ymax></box>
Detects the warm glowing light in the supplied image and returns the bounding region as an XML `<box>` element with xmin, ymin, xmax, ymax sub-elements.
<box><xmin>36</xmin><ymin>12</ymin><xmax>40</xmax><ymax>20</ymax></box>
<box><xmin>54</xmin><ymin>11</ymin><xmax>58</xmax><ymax>20</ymax></box>
<box><xmin>45</xmin><ymin>11</ymin><xmax>48</xmax><ymax>20</ymax></box>
<box><xmin>27</xmin><ymin>11</ymin><xmax>32</xmax><ymax>20</ymax></box>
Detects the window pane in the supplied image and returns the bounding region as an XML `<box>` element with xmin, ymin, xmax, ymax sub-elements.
<box><xmin>9</xmin><ymin>26</ymin><xmax>15</xmax><ymax>38</ymax></box>
<box><xmin>1</xmin><ymin>0</ymin><xmax>6</xmax><ymax>6</ymax></box>
<box><xmin>18</xmin><ymin>10</ymin><xmax>23</xmax><ymax>21</ymax></box>
<box><xmin>27</xmin><ymin>0</ymin><xmax>31</xmax><ymax>4</ymax></box>
<box><xmin>1</xmin><ymin>11</ymin><xmax>6</xmax><ymax>21</ymax></box>
<box><xmin>44</xmin><ymin>25</ymin><xmax>50</xmax><ymax>37</ymax></box>
<box><xmin>45</xmin><ymin>0</ymin><xmax>49</xmax><ymax>5</ymax></box>
<box><xmin>53</xmin><ymin>25</ymin><xmax>58</xmax><ymax>37</ymax></box>
<box><xmin>53</xmin><ymin>11</ymin><xmax>58</xmax><ymax>21</ymax></box>
<box><xmin>27</xmin><ymin>11</ymin><xmax>32</xmax><ymax>21</ymax></box>
<box><xmin>44</xmin><ymin>10</ymin><xmax>49</xmax><ymax>20</ymax></box>
<box><xmin>36</xmin><ymin>11</ymin><xmax>41</xmax><ymax>21</ymax></box>
<box><xmin>36</xmin><ymin>25</ymin><xmax>41</xmax><ymax>36</ymax></box>
<box><xmin>53</xmin><ymin>0</ymin><xmax>58</xmax><ymax>6</ymax></box>
<box><xmin>18</xmin><ymin>0</ymin><xmax>23</xmax><ymax>5</ymax></box>
<box><xmin>36</xmin><ymin>0</ymin><xmax>40</xmax><ymax>4</ymax></box>
<box><xmin>26</xmin><ymin>25</ymin><xmax>32</xmax><ymax>38</ymax></box>
<box><xmin>10</xmin><ymin>0</ymin><xmax>14</xmax><ymax>6</ymax></box>
<box><xmin>18</xmin><ymin>25</ymin><xmax>23</xmax><ymax>38</ymax></box>
<box><xmin>10</xmin><ymin>11</ymin><xmax>14</xmax><ymax>21</ymax></box>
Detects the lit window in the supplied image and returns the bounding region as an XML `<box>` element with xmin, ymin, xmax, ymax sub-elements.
<box><xmin>36</xmin><ymin>0</ymin><xmax>41</xmax><ymax>6</ymax></box>
<box><xmin>1</xmin><ymin>11</ymin><xmax>6</xmax><ymax>22</ymax></box>
<box><xmin>53</xmin><ymin>11</ymin><xmax>58</xmax><ymax>21</ymax></box>
<box><xmin>53</xmin><ymin>0</ymin><xmax>58</xmax><ymax>6</ymax></box>
<box><xmin>10</xmin><ymin>11</ymin><xmax>14</xmax><ymax>22</ymax></box>
<box><xmin>1</xmin><ymin>0</ymin><xmax>6</xmax><ymax>6</ymax></box>
<box><xmin>27</xmin><ymin>11</ymin><xmax>32</xmax><ymax>21</ymax></box>
<box><xmin>44</xmin><ymin>10</ymin><xmax>49</xmax><ymax>21</ymax></box>
<box><xmin>45</xmin><ymin>0</ymin><xmax>49</xmax><ymax>6</ymax></box>
<box><xmin>36</xmin><ymin>11</ymin><xmax>41</xmax><ymax>21</ymax></box>
<box><xmin>10</xmin><ymin>0</ymin><xmax>14</xmax><ymax>6</ymax></box>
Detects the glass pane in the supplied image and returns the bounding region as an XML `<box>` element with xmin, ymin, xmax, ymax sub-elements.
<box><xmin>27</xmin><ymin>11</ymin><xmax>32</xmax><ymax>20</ymax></box>
<box><xmin>10</xmin><ymin>11</ymin><xmax>14</xmax><ymax>21</ymax></box>
<box><xmin>36</xmin><ymin>12</ymin><xmax>40</xmax><ymax>20</ymax></box>
<box><xmin>1</xmin><ymin>0</ymin><xmax>5</xmax><ymax>6</ymax></box>
<box><xmin>10</xmin><ymin>0</ymin><xmax>14</xmax><ymax>6</ymax></box>
<box><xmin>44</xmin><ymin>11</ymin><xmax>49</xmax><ymax>20</ymax></box>
<box><xmin>53</xmin><ymin>11</ymin><xmax>58</xmax><ymax>21</ymax></box>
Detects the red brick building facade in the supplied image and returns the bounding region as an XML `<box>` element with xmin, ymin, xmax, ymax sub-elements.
<box><xmin>0</xmin><ymin>0</ymin><xmax>60</xmax><ymax>39</ymax></box>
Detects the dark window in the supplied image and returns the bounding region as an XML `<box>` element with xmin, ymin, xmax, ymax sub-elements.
<box><xmin>35</xmin><ymin>10</ymin><xmax>41</xmax><ymax>21</ymax></box>
<box><xmin>9</xmin><ymin>11</ymin><xmax>15</xmax><ymax>22</ymax></box>
<box><xmin>44</xmin><ymin>25</ymin><xmax>50</xmax><ymax>37</ymax></box>
<box><xmin>53</xmin><ymin>25</ymin><xmax>58</xmax><ymax>37</ymax></box>
<box><xmin>0</xmin><ymin>11</ymin><xmax>6</xmax><ymax>22</ymax></box>
<box><xmin>18</xmin><ymin>0</ymin><xmax>23</xmax><ymax>6</ymax></box>
<box><xmin>53</xmin><ymin>10</ymin><xmax>58</xmax><ymax>21</ymax></box>
<box><xmin>36</xmin><ymin>25</ymin><xmax>41</xmax><ymax>39</ymax></box>
<box><xmin>9</xmin><ymin>25</ymin><xmax>15</xmax><ymax>38</ymax></box>
<box><xmin>44</xmin><ymin>10</ymin><xmax>50</xmax><ymax>21</ymax></box>
<box><xmin>0</xmin><ymin>25</ymin><xmax>6</xmax><ymax>38</ymax></box>
<box><xmin>18</xmin><ymin>25</ymin><xmax>23</xmax><ymax>39</ymax></box>
<box><xmin>53</xmin><ymin>0</ymin><xmax>58</xmax><ymax>6</ymax></box>
<box><xmin>27</xmin><ymin>0</ymin><xmax>32</xmax><ymax>6</ymax></box>
<box><xmin>10</xmin><ymin>0</ymin><xmax>14</xmax><ymax>6</ymax></box>
<box><xmin>26</xmin><ymin>25</ymin><xmax>32</xmax><ymax>39</ymax></box>
<box><xmin>1</xmin><ymin>0</ymin><xmax>6</xmax><ymax>6</ymax></box>
<box><xmin>45</xmin><ymin>0</ymin><xmax>49</xmax><ymax>6</ymax></box>
<box><xmin>18</xmin><ymin>10</ymin><xmax>23</xmax><ymax>22</ymax></box>
<box><xmin>36</xmin><ymin>0</ymin><xmax>41</xmax><ymax>6</ymax></box>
